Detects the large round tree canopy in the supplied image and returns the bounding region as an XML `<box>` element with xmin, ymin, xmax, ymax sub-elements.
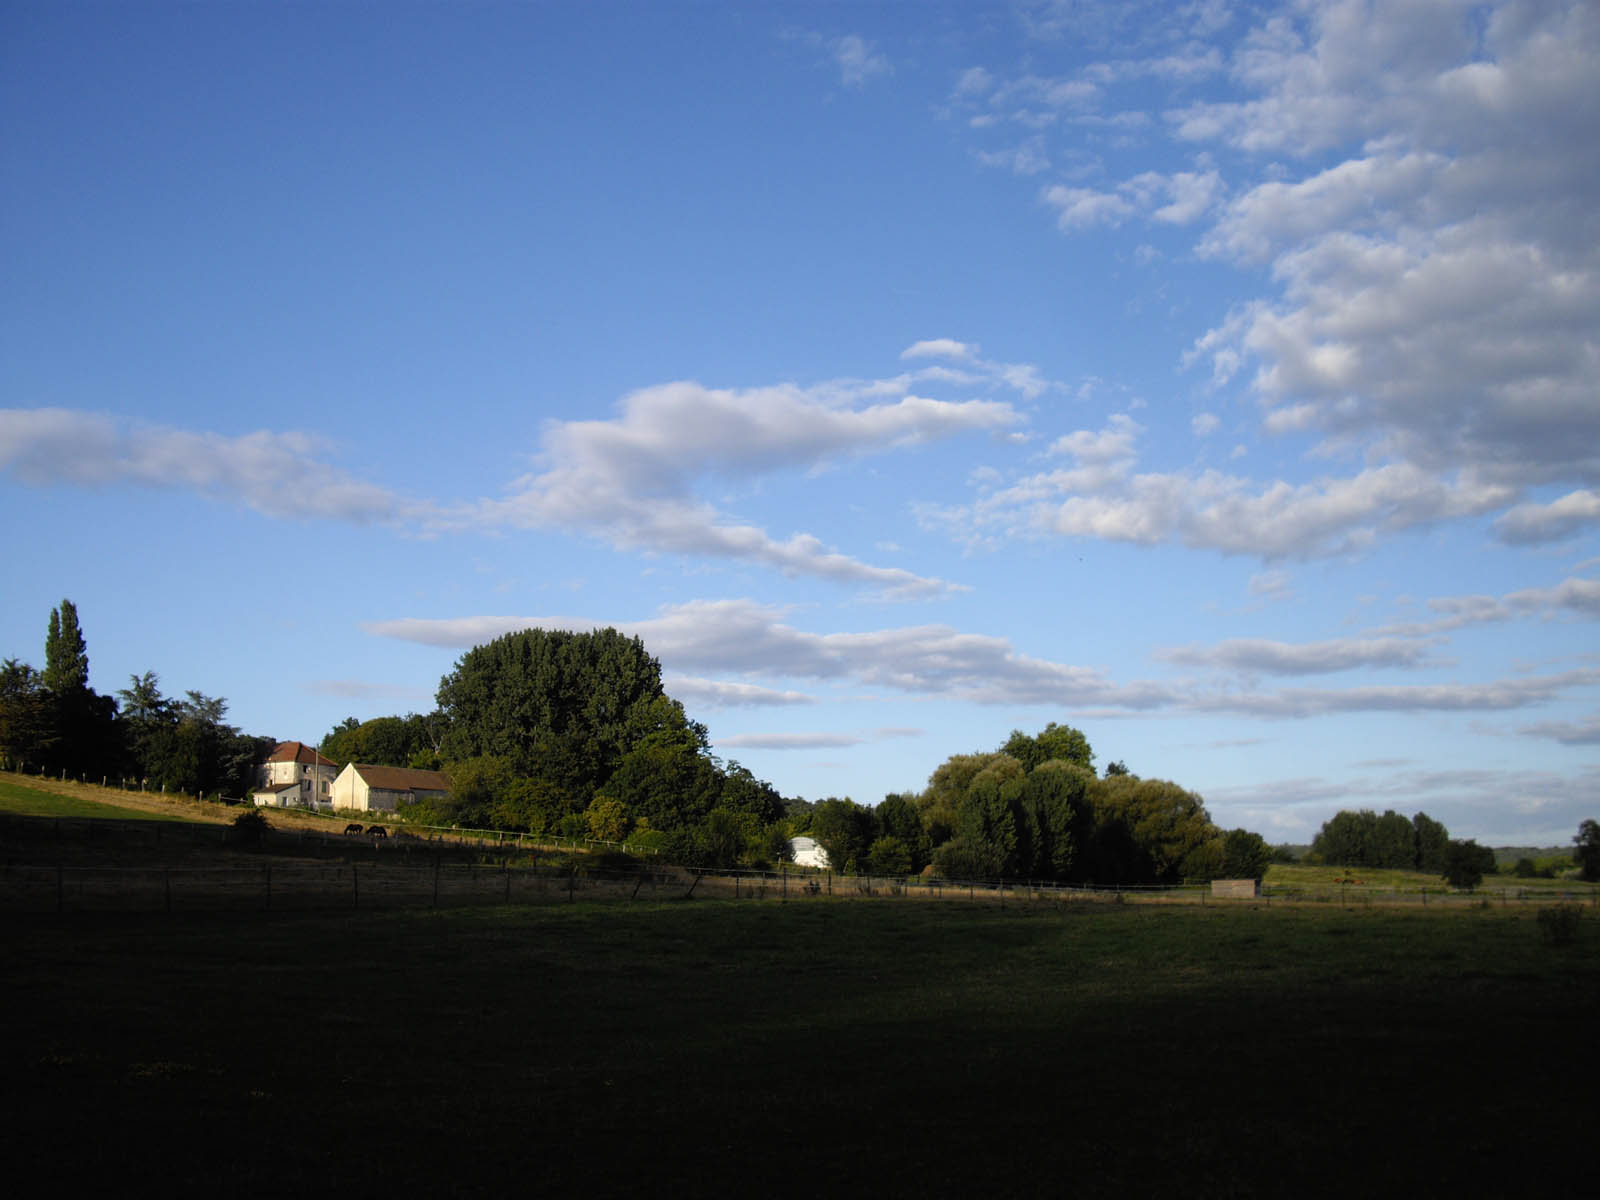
<box><xmin>436</xmin><ymin>627</ymin><xmax>665</xmax><ymax>784</ymax></box>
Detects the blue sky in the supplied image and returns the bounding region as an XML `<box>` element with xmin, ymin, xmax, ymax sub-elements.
<box><xmin>3</xmin><ymin>0</ymin><xmax>1596</xmax><ymax>845</ymax></box>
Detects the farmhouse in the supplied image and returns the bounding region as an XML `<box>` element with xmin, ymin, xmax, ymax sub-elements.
<box><xmin>331</xmin><ymin>763</ymin><xmax>452</xmax><ymax>813</ymax></box>
<box><xmin>252</xmin><ymin>741</ymin><xmax>340</xmax><ymax>809</ymax></box>
<box><xmin>790</xmin><ymin>835</ymin><xmax>829</xmax><ymax>868</ymax></box>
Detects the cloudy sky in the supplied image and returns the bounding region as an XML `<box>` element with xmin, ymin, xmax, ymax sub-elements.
<box><xmin>3</xmin><ymin>0</ymin><xmax>1596</xmax><ymax>845</ymax></box>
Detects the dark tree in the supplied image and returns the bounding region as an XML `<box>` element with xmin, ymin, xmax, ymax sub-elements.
<box><xmin>1412</xmin><ymin>812</ymin><xmax>1450</xmax><ymax>873</ymax></box>
<box><xmin>1371</xmin><ymin>810</ymin><xmax>1418</xmax><ymax>869</ymax></box>
<box><xmin>1221</xmin><ymin>828</ymin><xmax>1272</xmax><ymax>880</ymax></box>
<box><xmin>1312</xmin><ymin>810</ymin><xmax>1375</xmax><ymax>866</ymax></box>
<box><xmin>1441</xmin><ymin>839</ymin><xmax>1495</xmax><ymax>889</ymax></box>
<box><xmin>0</xmin><ymin>658</ymin><xmax>51</xmax><ymax>769</ymax></box>
<box><xmin>810</xmin><ymin>797</ymin><xmax>879</xmax><ymax>874</ymax></box>
<box><xmin>1574</xmin><ymin>819</ymin><xmax>1600</xmax><ymax>883</ymax></box>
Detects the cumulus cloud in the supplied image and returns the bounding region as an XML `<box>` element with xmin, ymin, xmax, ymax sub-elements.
<box><xmin>466</xmin><ymin>379</ymin><xmax>1021</xmax><ymax>598</ymax></box>
<box><xmin>1373</xmin><ymin>576</ymin><xmax>1600</xmax><ymax>636</ymax></box>
<box><xmin>961</xmin><ymin>1</ymin><xmax>1598</xmax><ymax>560</ymax></box>
<box><xmin>949</xmin><ymin>416</ymin><xmax>1514</xmax><ymax>560</ymax></box>
<box><xmin>365</xmin><ymin>598</ymin><xmax>1172</xmax><ymax>709</ymax></box>
<box><xmin>1178</xmin><ymin>1</ymin><xmax>1600</xmax><ymax>494</ymax></box>
<box><xmin>1157</xmin><ymin>636</ymin><xmax>1439</xmax><ymax>676</ymax></box>
<box><xmin>0</xmin><ymin>407</ymin><xmax>408</xmax><ymax>523</ymax></box>
<box><xmin>1494</xmin><ymin>490</ymin><xmax>1600</xmax><ymax>545</ymax></box>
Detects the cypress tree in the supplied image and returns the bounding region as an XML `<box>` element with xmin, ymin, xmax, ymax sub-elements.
<box><xmin>43</xmin><ymin>599</ymin><xmax>89</xmax><ymax>695</ymax></box>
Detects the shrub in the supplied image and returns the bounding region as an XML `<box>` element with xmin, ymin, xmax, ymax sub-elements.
<box><xmin>231</xmin><ymin>807</ymin><xmax>271</xmax><ymax>848</ymax></box>
<box><xmin>1536</xmin><ymin>903</ymin><xmax>1583</xmax><ymax>946</ymax></box>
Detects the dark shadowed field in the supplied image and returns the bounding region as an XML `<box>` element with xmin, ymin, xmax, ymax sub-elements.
<box><xmin>4</xmin><ymin>895</ymin><xmax>1595</xmax><ymax>1198</ymax></box>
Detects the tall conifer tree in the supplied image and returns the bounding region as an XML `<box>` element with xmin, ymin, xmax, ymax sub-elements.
<box><xmin>43</xmin><ymin>599</ymin><xmax>89</xmax><ymax>694</ymax></box>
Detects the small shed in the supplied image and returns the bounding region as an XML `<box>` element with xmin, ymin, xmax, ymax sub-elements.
<box><xmin>1210</xmin><ymin>878</ymin><xmax>1260</xmax><ymax>899</ymax></box>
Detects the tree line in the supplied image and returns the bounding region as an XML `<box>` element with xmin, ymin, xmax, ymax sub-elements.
<box><xmin>0</xmin><ymin>600</ymin><xmax>272</xmax><ymax>796</ymax></box>
<box><xmin>340</xmin><ymin>626</ymin><xmax>1271</xmax><ymax>885</ymax></box>
<box><xmin>795</xmin><ymin>724</ymin><xmax>1273</xmax><ymax>886</ymax></box>
<box><xmin>2</xmin><ymin>603</ymin><xmax>1286</xmax><ymax>884</ymax></box>
<box><xmin>1306</xmin><ymin>807</ymin><xmax>1599</xmax><ymax>889</ymax></box>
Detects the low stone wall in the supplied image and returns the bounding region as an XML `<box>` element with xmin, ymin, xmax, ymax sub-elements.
<box><xmin>1211</xmin><ymin>878</ymin><xmax>1259</xmax><ymax>899</ymax></box>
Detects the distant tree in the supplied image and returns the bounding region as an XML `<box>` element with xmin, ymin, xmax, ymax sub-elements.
<box><xmin>1574</xmin><ymin>819</ymin><xmax>1600</xmax><ymax>883</ymax></box>
<box><xmin>1221</xmin><ymin>829</ymin><xmax>1272</xmax><ymax>880</ymax></box>
<box><xmin>1089</xmin><ymin>774</ymin><xmax>1219</xmax><ymax>885</ymax></box>
<box><xmin>1370</xmin><ymin>810</ymin><xmax>1418</xmax><ymax>869</ymax></box>
<box><xmin>1442</xmin><ymin>839</ymin><xmax>1495</xmax><ymax>889</ymax></box>
<box><xmin>719</xmin><ymin>762</ymin><xmax>787</xmax><ymax>827</ymax></box>
<box><xmin>1312</xmin><ymin>810</ymin><xmax>1376</xmax><ymax>867</ymax></box>
<box><xmin>323</xmin><ymin>713</ymin><xmax>445</xmax><ymax>768</ymax></box>
<box><xmin>1018</xmin><ymin>761</ymin><xmax>1093</xmax><ymax>879</ymax></box>
<box><xmin>867</xmin><ymin>835</ymin><xmax>913</xmax><ymax>876</ymax></box>
<box><xmin>810</xmin><ymin>797</ymin><xmax>878</xmax><ymax>874</ymax></box>
<box><xmin>1412</xmin><ymin>812</ymin><xmax>1450</xmax><ymax>873</ymax></box>
<box><xmin>1103</xmin><ymin>760</ymin><xmax>1131</xmax><ymax>777</ymax></box>
<box><xmin>700</xmin><ymin>808</ymin><xmax>751</xmax><ymax>869</ymax></box>
<box><xmin>876</xmin><ymin>792</ymin><xmax>932</xmax><ymax>872</ymax></box>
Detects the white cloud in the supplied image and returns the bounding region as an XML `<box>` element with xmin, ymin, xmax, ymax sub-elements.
<box><xmin>662</xmin><ymin>675</ymin><xmax>815</xmax><ymax>709</ymax></box>
<box><xmin>1373</xmin><ymin>576</ymin><xmax>1600</xmax><ymax>636</ymax></box>
<box><xmin>1191</xmin><ymin>412</ymin><xmax>1220</xmax><ymax>436</ymax></box>
<box><xmin>467</xmin><ymin>379</ymin><xmax>1022</xmax><ymax>598</ymax></box>
<box><xmin>1157</xmin><ymin>636</ymin><xmax>1439</xmax><ymax>676</ymax></box>
<box><xmin>1177</xmin><ymin>1</ymin><xmax>1600</xmax><ymax>495</ymax></box>
<box><xmin>901</xmin><ymin>338</ymin><xmax>978</xmax><ymax>362</ymax></box>
<box><xmin>1494</xmin><ymin>490</ymin><xmax>1600</xmax><ymax>545</ymax></box>
<box><xmin>1518</xmin><ymin>714</ymin><xmax>1600</xmax><ymax>746</ymax></box>
<box><xmin>959</xmin><ymin>417</ymin><xmax>1514</xmax><ymax>560</ymax></box>
<box><xmin>365</xmin><ymin>598</ymin><xmax>1173</xmax><ymax>709</ymax></box>
<box><xmin>1041</xmin><ymin>184</ymin><xmax>1134</xmax><ymax>229</ymax></box>
<box><xmin>717</xmin><ymin>726</ymin><xmax>923</xmax><ymax>751</ymax></box>
<box><xmin>367</xmin><ymin>598</ymin><xmax>1600</xmax><ymax>723</ymax></box>
<box><xmin>0</xmin><ymin>407</ymin><xmax>408</xmax><ymax>523</ymax></box>
<box><xmin>832</xmin><ymin>34</ymin><xmax>891</xmax><ymax>87</ymax></box>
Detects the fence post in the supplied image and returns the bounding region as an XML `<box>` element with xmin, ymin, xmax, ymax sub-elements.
<box><xmin>164</xmin><ymin>868</ymin><xmax>171</xmax><ymax>913</ymax></box>
<box><xmin>57</xmin><ymin>864</ymin><xmax>64</xmax><ymax>913</ymax></box>
<box><xmin>433</xmin><ymin>856</ymin><xmax>440</xmax><ymax>907</ymax></box>
<box><xmin>265</xmin><ymin>864</ymin><xmax>272</xmax><ymax>912</ymax></box>
<box><xmin>503</xmin><ymin>863</ymin><xmax>510</xmax><ymax>903</ymax></box>
<box><xmin>353</xmin><ymin>863</ymin><xmax>359</xmax><ymax>910</ymax></box>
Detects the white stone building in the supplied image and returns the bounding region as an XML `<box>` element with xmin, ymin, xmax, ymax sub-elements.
<box><xmin>330</xmin><ymin>763</ymin><xmax>452</xmax><ymax>813</ymax></box>
<box><xmin>252</xmin><ymin>741</ymin><xmax>340</xmax><ymax>809</ymax></box>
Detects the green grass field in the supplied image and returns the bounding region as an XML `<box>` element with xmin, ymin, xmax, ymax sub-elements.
<box><xmin>4</xmin><ymin>898</ymin><xmax>1594</xmax><ymax>1197</ymax></box>
<box><xmin>0</xmin><ymin>777</ymin><xmax>177</xmax><ymax>820</ymax></box>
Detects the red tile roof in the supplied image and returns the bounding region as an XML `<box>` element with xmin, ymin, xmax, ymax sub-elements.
<box><xmin>265</xmin><ymin>741</ymin><xmax>338</xmax><ymax>768</ymax></box>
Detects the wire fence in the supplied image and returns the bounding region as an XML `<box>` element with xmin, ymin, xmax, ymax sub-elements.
<box><xmin>3</xmin><ymin>811</ymin><xmax>1595</xmax><ymax>914</ymax></box>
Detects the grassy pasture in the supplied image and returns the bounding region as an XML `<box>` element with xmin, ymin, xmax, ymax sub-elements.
<box><xmin>4</xmin><ymin>898</ymin><xmax>1594</xmax><ymax>1198</ymax></box>
<box><xmin>0</xmin><ymin>776</ymin><xmax>184</xmax><ymax>821</ymax></box>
